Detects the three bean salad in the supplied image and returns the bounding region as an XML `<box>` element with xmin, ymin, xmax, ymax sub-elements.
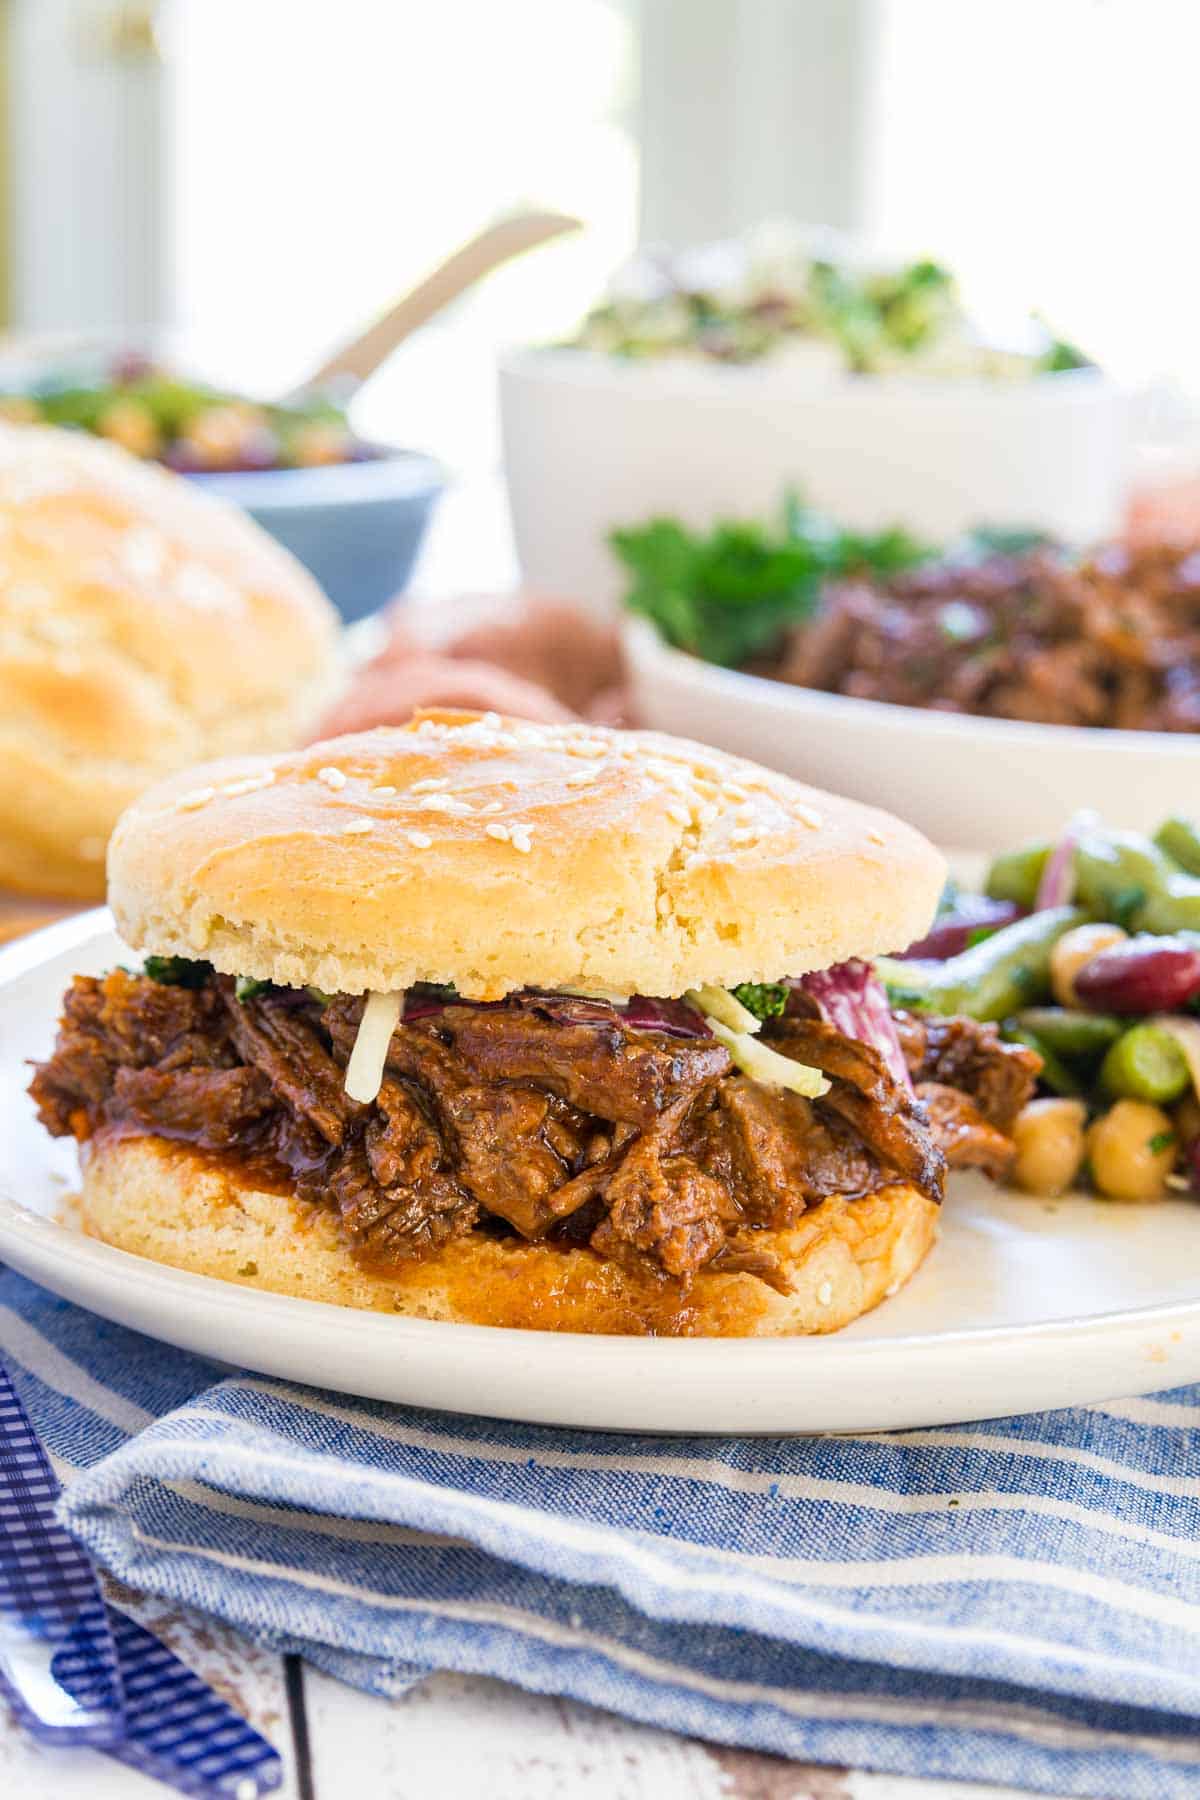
<box><xmin>879</xmin><ymin>814</ymin><xmax>1200</xmax><ymax>1202</ymax></box>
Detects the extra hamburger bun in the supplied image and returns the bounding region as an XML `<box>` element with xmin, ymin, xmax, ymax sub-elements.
<box><xmin>110</xmin><ymin>711</ymin><xmax>945</xmax><ymax>1000</ymax></box>
<box><xmin>0</xmin><ymin>422</ymin><xmax>340</xmax><ymax>899</ymax></box>
<box><xmin>79</xmin><ymin>1136</ymin><xmax>938</xmax><ymax>1337</ymax></box>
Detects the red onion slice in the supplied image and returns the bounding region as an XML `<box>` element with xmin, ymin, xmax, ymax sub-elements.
<box><xmin>1035</xmin><ymin>810</ymin><xmax>1097</xmax><ymax>911</ymax></box>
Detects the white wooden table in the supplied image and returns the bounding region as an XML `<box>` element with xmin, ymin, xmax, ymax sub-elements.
<box><xmin>1</xmin><ymin>1578</ymin><xmax>1053</xmax><ymax>1800</ymax></box>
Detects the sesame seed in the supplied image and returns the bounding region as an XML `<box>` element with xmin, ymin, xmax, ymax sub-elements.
<box><xmin>176</xmin><ymin>786</ymin><xmax>216</xmax><ymax>811</ymax></box>
<box><xmin>371</xmin><ymin>784</ymin><xmax>397</xmax><ymax>798</ymax></box>
<box><xmin>665</xmin><ymin>803</ymin><xmax>689</xmax><ymax>825</ymax></box>
<box><xmin>867</xmin><ymin>828</ymin><xmax>887</xmax><ymax>846</ymax></box>
<box><xmin>795</xmin><ymin>805</ymin><xmax>824</xmax><ymax>829</ymax></box>
<box><xmin>817</xmin><ymin>1280</ymin><xmax>833</xmax><ymax>1306</ymax></box>
<box><xmin>481</xmin><ymin>711</ymin><xmax>501</xmax><ymax>729</ymax></box>
<box><xmin>656</xmin><ymin>892</ymin><xmax>672</xmax><ymax>916</ymax></box>
<box><xmin>730</xmin><ymin>827</ymin><xmax>758</xmax><ymax>845</ymax></box>
<box><xmin>885</xmin><ymin>1280</ymin><xmax>900</xmax><ymax>1299</ymax></box>
<box><xmin>479</xmin><ymin>799</ymin><xmax>504</xmax><ymax>814</ymax></box>
<box><xmin>565</xmin><ymin>738</ymin><xmax>608</xmax><ymax>758</ymax></box>
<box><xmin>565</xmin><ymin>771</ymin><xmax>596</xmax><ymax>788</ymax></box>
<box><xmin>510</xmin><ymin>828</ymin><xmax>533</xmax><ymax>854</ymax></box>
<box><xmin>317</xmin><ymin>766</ymin><xmax>346</xmax><ymax>790</ymax></box>
<box><xmin>723</xmin><ymin>782</ymin><xmax>748</xmax><ymax>801</ymax></box>
<box><xmin>410</xmin><ymin>777</ymin><xmax>447</xmax><ymax>793</ymax></box>
<box><xmin>418</xmin><ymin>793</ymin><xmax>473</xmax><ymax>815</ymax></box>
<box><xmin>341</xmin><ymin>817</ymin><xmax>374</xmax><ymax>835</ymax></box>
<box><xmin>486</xmin><ymin>822</ymin><xmax>510</xmax><ymax>843</ymax></box>
<box><xmin>406</xmin><ymin>830</ymin><xmax>433</xmax><ymax>849</ymax></box>
<box><xmin>221</xmin><ymin>772</ymin><xmax>275</xmax><ymax>798</ymax></box>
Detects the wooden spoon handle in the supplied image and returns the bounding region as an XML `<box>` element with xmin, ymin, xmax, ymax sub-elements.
<box><xmin>300</xmin><ymin>210</ymin><xmax>582</xmax><ymax>392</ymax></box>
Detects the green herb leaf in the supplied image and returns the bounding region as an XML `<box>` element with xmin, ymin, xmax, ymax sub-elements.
<box><xmin>613</xmin><ymin>498</ymin><xmax>930</xmax><ymax>667</ymax></box>
<box><xmin>731</xmin><ymin>982</ymin><xmax>790</xmax><ymax>1022</ymax></box>
<box><xmin>1039</xmin><ymin>337</ymin><xmax>1089</xmax><ymax>374</ymax></box>
<box><xmin>1148</xmin><ymin>1131</ymin><xmax>1177</xmax><ymax>1155</ymax></box>
<box><xmin>235</xmin><ymin>976</ymin><xmax>268</xmax><ymax>1003</ymax></box>
<box><xmin>143</xmin><ymin>955</ymin><xmax>213</xmax><ymax>989</ymax></box>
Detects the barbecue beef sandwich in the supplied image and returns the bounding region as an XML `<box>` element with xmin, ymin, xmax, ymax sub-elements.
<box><xmin>30</xmin><ymin>713</ymin><xmax>1039</xmax><ymax>1335</ymax></box>
<box><xmin>0</xmin><ymin>421</ymin><xmax>339</xmax><ymax>899</ymax></box>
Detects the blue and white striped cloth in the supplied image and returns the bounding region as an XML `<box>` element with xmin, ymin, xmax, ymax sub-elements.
<box><xmin>3</xmin><ymin>1268</ymin><xmax>1199</xmax><ymax>1800</ymax></box>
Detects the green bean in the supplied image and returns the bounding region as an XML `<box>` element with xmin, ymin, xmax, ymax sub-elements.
<box><xmin>1014</xmin><ymin>1007</ymin><xmax>1124</xmax><ymax>1059</ymax></box>
<box><xmin>1136</xmin><ymin>878</ymin><xmax>1200</xmax><ymax>936</ymax></box>
<box><xmin>877</xmin><ymin>906</ymin><xmax>1084</xmax><ymax>1021</ymax></box>
<box><xmin>985</xmin><ymin>842</ymin><xmax>1050</xmax><ymax>908</ymax></box>
<box><xmin>1072</xmin><ymin>829</ymin><xmax>1164</xmax><ymax>927</ymax></box>
<box><xmin>1099</xmin><ymin>1024</ymin><xmax>1190</xmax><ymax>1105</ymax></box>
<box><xmin>1155</xmin><ymin>817</ymin><xmax>1200</xmax><ymax>877</ymax></box>
<box><xmin>1000</xmin><ymin>1022</ymin><xmax>1083</xmax><ymax>1096</ymax></box>
<box><xmin>1074</xmin><ymin>825</ymin><xmax>1200</xmax><ymax>934</ymax></box>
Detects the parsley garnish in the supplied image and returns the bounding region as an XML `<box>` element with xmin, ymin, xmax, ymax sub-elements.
<box><xmin>143</xmin><ymin>955</ymin><xmax>212</xmax><ymax>989</ymax></box>
<box><xmin>613</xmin><ymin>493</ymin><xmax>930</xmax><ymax>667</ymax></box>
<box><xmin>732</xmin><ymin>982</ymin><xmax>790</xmax><ymax>1022</ymax></box>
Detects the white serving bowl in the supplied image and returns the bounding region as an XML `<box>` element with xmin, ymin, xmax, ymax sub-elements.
<box><xmin>499</xmin><ymin>348</ymin><xmax>1130</xmax><ymax>611</ymax></box>
<box><xmin>624</xmin><ymin>617</ymin><xmax>1197</xmax><ymax>852</ymax></box>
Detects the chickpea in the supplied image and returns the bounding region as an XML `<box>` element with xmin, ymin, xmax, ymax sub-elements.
<box><xmin>98</xmin><ymin>396</ymin><xmax>160</xmax><ymax>459</ymax></box>
<box><xmin>1050</xmin><ymin>922</ymin><xmax>1128</xmax><ymax>1007</ymax></box>
<box><xmin>1010</xmin><ymin>1098</ymin><xmax>1088</xmax><ymax>1197</ymax></box>
<box><xmin>1086</xmin><ymin>1099</ymin><xmax>1177</xmax><ymax>1202</ymax></box>
<box><xmin>183</xmin><ymin>402</ymin><xmax>266</xmax><ymax>470</ymax></box>
<box><xmin>289</xmin><ymin>419</ymin><xmax>352</xmax><ymax>467</ymax></box>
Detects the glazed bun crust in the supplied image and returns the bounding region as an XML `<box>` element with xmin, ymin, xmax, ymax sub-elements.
<box><xmin>109</xmin><ymin>711</ymin><xmax>945</xmax><ymax>999</ymax></box>
<box><xmin>80</xmin><ymin>1136</ymin><xmax>938</xmax><ymax>1337</ymax></box>
<box><xmin>0</xmin><ymin>422</ymin><xmax>340</xmax><ymax>898</ymax></box>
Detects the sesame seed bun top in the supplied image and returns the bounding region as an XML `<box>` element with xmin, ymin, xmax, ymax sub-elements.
<box><xmin>107</xmin><ymin>711</ymin><xmax>946</xmax><ymax>999</ymax></box>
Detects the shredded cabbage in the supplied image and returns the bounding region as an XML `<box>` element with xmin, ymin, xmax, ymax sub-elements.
<box><xmin>707</xmin><ymin>1019</ymin><xmax>830</xmax><ymax>1099</ymax></box>
<box><xmin>343</xmin><ymin>990</ymin><xmax>402</xmax><ymax>1104</ymax></box>
<box><xmin>685</xmin><ymin>985</ymin><xmax>762</xmax><ymax>1035</ymax></box>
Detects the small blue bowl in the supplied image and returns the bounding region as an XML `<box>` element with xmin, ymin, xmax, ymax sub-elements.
<box><xmin>192</xmin><ymin>447</ymin><xmax>444</xmax><ymax>625</ymax></box>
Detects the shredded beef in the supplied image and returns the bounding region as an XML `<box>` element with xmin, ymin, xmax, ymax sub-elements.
<box><xmin>110</xmin><ymin>1066</ymin><xmax>275</xmax><ymax>1147</ymax></box>
<box><xmin>695</xmin><ymin>1079</ymin><xmax>877</xmax><ymax>1222</ymax></box>
<box><xmin>764</xmin><ymin>1018</ymin><xmax>946</xmax><ymax>1195</ymax></box>
<box><xmin>767</xmin><ymin>541</ymin><xmax>1200</xmax><ymax>733</ymax></box>
<box><xmin>435</xmin><ymin>1001</ymin><xmax>730</xmax><ymax>1128</ymax></box>
<box><xmin>29</xmin><ymin>969</ymin><xmax>1025</xmax><ymax>1292</ymax></box>
<box><xmin>916</xmin><ymin>1084</ymin><xmax>1017</xmax><ymax>1179</ymax></box>
<box><xmin>893</xmin><ymin>1012</ymin><xmax>1039</xmax><ymax>1133</ymax></box>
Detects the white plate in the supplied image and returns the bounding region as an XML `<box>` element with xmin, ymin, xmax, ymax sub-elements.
<box><xmin>4</xmin><ymin>913</ymin><xmax>1200</xmax><ymax>1435</ymax></box>
<box><xmin>624</xmin><ymin>617</ymin><xmax>1200</xmax><ymax>851</ymax></box>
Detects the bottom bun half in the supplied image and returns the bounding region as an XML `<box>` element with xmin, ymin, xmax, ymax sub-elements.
<box><xmin>79</xmin><ymin>1136</ymin><xmax>939</xmax><ymax>1338</ymax></box>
